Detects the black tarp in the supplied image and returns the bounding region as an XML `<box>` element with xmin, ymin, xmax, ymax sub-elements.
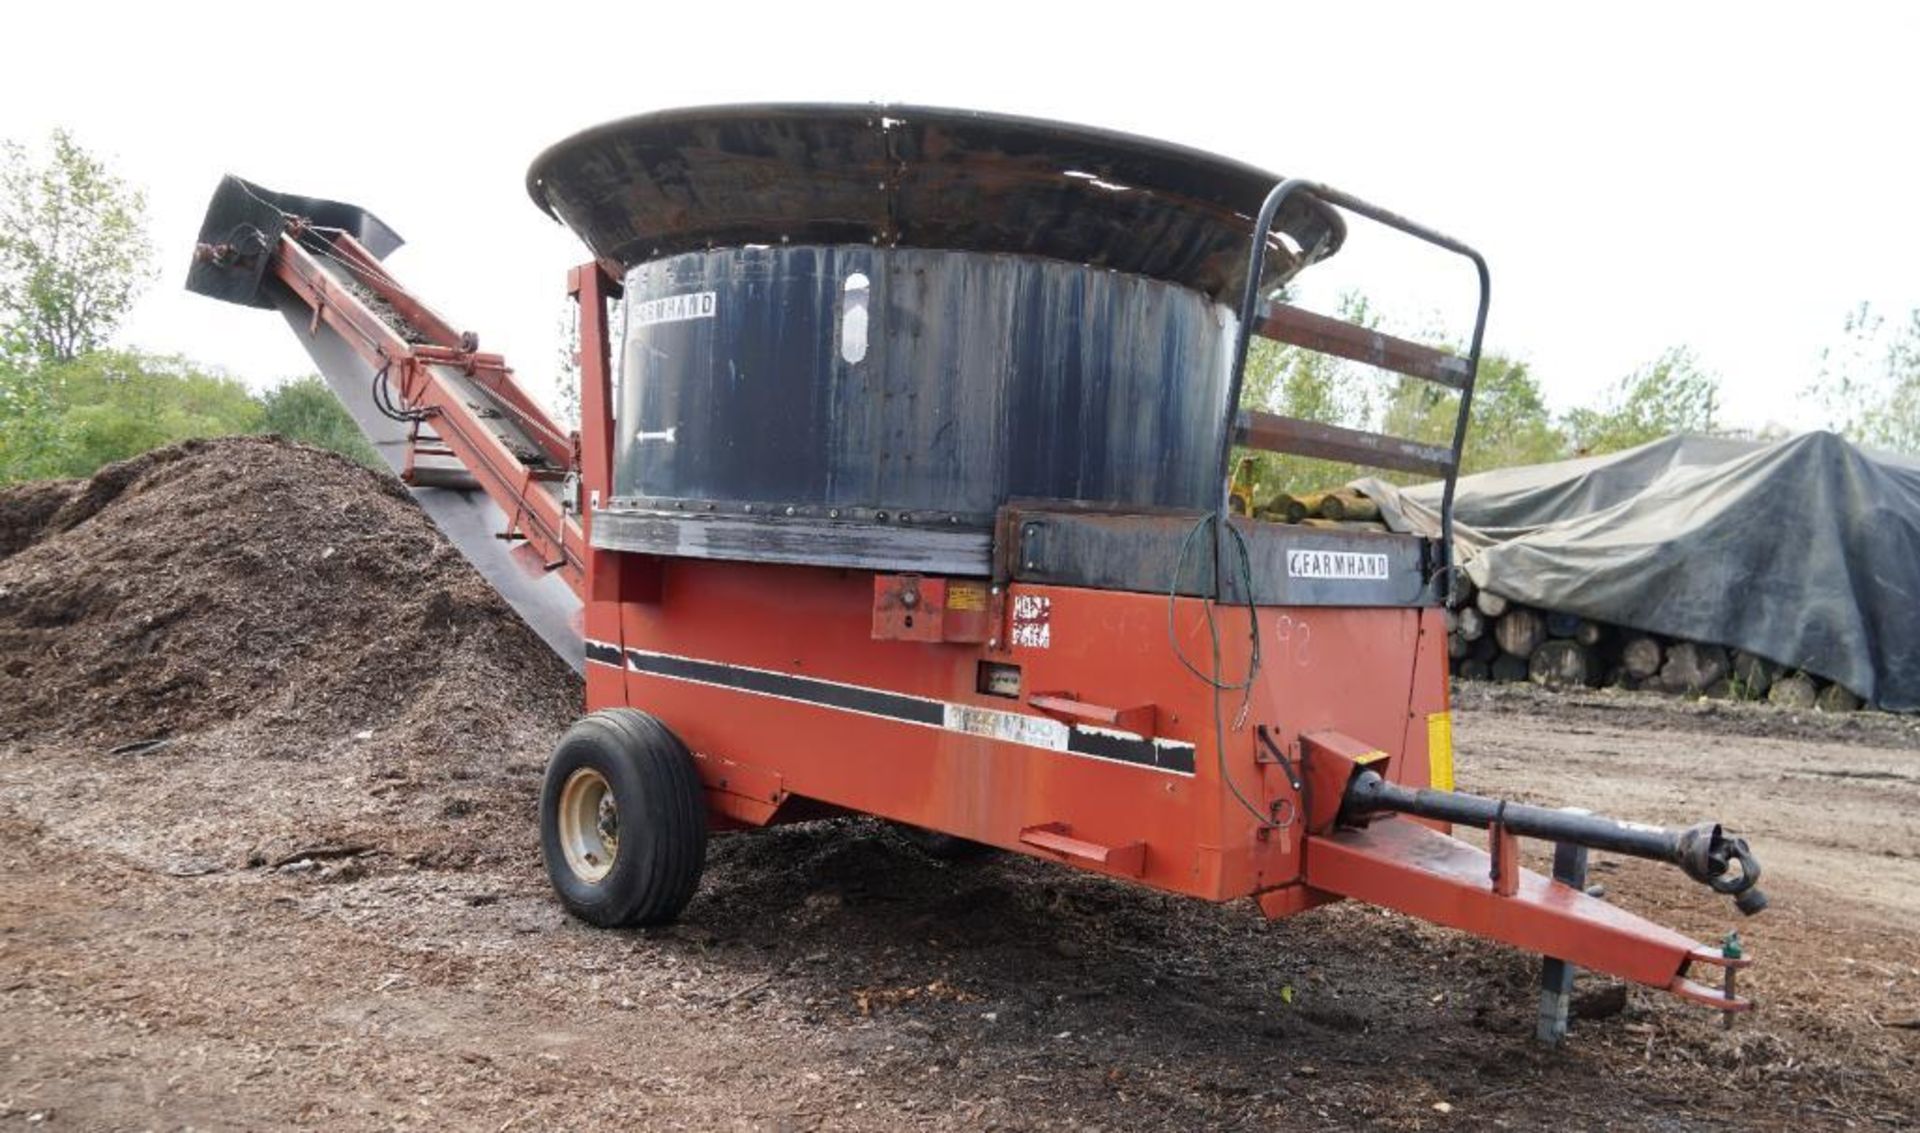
<box><xmin>1354</xmin><ymin>432</ymin><xmax>1920</xmax><ymax>711</ymax></box>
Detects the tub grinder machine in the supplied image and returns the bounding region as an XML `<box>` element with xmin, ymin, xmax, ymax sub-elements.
<box><xmin>186</xmin><ymin>105</ymin><xmax>1765</xmax><ymax>1038</ymax></box>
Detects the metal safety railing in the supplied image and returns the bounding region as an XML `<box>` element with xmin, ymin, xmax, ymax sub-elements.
<box><xmin>1216</xmin><ymin>179</ymin><xmax>1492</xmax><ymax>574</ymax></box>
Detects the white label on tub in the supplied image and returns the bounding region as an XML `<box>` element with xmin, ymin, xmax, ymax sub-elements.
<box><xmin>633</xmin><ymin>291</ymin><xmax>717</xmax><ymax>327</ymax></box>
<box><xmin>1287</xmin><ymin>549</ymin><xmax>1390</xmax><ymax>581</ymax></box>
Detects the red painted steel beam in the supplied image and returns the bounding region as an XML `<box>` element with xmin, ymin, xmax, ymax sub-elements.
<box><xmin>1254</xmin><ymin>301</ymin><xmax>1472</xmax><ymax>390</ymax></box>
<box><xmin>1305</xmin><ymin>817</ymin><xmax>1750</xmax><ymax>1006</ymax></box>
<box><xmin>306</xmin><ymin>226</ymin><xmax>574</xmax><ymax>470</ymax></box>
<box><xmin>1234</xmin><ymin>410</ymin><xmax>1456</xmax><ymax>479</ymax></box>
<box><xmin>570</xmin><ymin>264</ymin><xmax>619</xmax><ymax>513</ymax></box>
<box><xmin>309</xmin><ymin>226</ymin><xmax>464</xmax><ymax>349</ymax></box>
<box><xmin>268</xmin><ymin>233</ymin><xmax>587</xmax><ymax>597</ymax></box>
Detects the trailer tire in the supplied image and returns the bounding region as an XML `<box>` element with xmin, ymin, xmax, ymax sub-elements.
<box><xmin>541</xmin><ymin>709</ymin><xmax>708</xmax><ymax>928</ymax></box>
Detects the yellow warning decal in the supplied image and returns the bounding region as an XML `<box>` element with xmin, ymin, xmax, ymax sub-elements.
<box><xmin>946</xmin><ymin>582</ymin><xmax>988</xmax><ymax>611</ymax></box>
<box><xmin>1427</xmin><ymin>711</ymin><xmax>1455</xmax><ymax>791</ymax></box>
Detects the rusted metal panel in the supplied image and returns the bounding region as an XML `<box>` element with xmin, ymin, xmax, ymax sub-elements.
<box><xmin>1234</xmin><ymin>410</ymin><xmax>1457</xmax><ymax>480</ymax></box>
<box><xmin>591</xmin><ymin>507</ymin><xmax>991</xmax><ymax>575</ymax></box>
<box><xmin>614</xmin><ymin>246</ymin><xmax>1237</xmax><ymax>540</ymax></box>
<box><xmin>1004</xmin><ymin>506</ymin><xmax>1438</xmax><ymax>608</ymax></box>
<box><xmin>1254</xmin><ymin>301</ymin><xmax>1472</xmax><ymax>389</ymax></box>
<box><xmin>526</xmin><ymin>104</ymin><xmax>1345</xmax><ymax>301</ymax></box>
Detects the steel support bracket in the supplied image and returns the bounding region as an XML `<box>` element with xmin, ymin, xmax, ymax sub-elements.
<box><xmin>1026</xmin><ymin>693</ymin><xmax>1157</xmax><ymax>738</ymax></box>
<box><xmin>1018</xmin><ymin>822</ymin><xmax>1146</xmax><ymax>878</ymax></box>
<box><xmin>1304</xmin><ymin>817</ymin><xmax>1753</xmax><ymax>1007</ymax></box>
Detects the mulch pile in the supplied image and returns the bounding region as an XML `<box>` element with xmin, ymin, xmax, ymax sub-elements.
<box><xmin>0</xmin><ymin>436</ymin><xmax>579</xmax><ymax>756</ymax></box>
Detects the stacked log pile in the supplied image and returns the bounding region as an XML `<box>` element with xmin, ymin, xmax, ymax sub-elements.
<box><xmin>1443</xmin><ymin>572</ymin><xmax>1865</xmax><ymax>709</ymax></box>
<box><xmin>1248</xmin><ymin>487</ymin><xmax>1387</xmax><ymax>530</ymax></box>
<box><xmin>1249</xmin><ymin>481</ymin><xmax>1871</xmax><ymax>711</ymax></box>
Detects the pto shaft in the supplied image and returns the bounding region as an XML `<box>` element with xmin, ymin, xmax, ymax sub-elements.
<box><xmin>1340</xmin><ymin>770</ymin><xmax>1767</xmax><ymax>915</ymax></box>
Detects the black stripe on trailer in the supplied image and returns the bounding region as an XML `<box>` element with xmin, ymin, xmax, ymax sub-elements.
<box><xmin>1068</xmin><ymin>729</ymin><xmax>1197</xmax><ymax>775</ymax></box>
<box><xmin>583</xmin><ymin>640</ymin><xmax>1195</xmax><ymax>775</ymax></box>
<box><xmin>622</xmin><ymin>648</ymin><xmax>945</xmax><ymax>727</ymax></box>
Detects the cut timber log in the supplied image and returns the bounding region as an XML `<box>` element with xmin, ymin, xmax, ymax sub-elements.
<box><xmin>1660</xmin><ymin>642</ymin><xmax>1729</xmax><ymax>695</ymax></box>
<box><xmin>1529</xmin><ymin>640</ymin><xmax>1596</xmax><ymax>689</ymax></box>
<box><xmin>1459</xmin><ymin>657</ymin><xmax>1492</xmax><ymax>681</ymax></box>
<box><xmin>1294</xmin><ymin>491</ymin><xmax>1336</xmax><ymax>520</ymax></box>
<box><xmin>1456</xmin><ymin>605</ymin><xmax>1487</xmax><ymax>642</ymax></box>
<box><xmin>1299</xmin><ymin>517</ymin><xmax>1387</xmax><ymax>531</ymax></box>
<box><xmin>1817</xmin><ymin>682</ymin><xmax>1862</xmax><ymax>713</ymax></box>
<box><xmin>1621</xmin><ymin>635</ymin><xmax>1664</xmax><ymax>681</ymax></box>
<box><xmin>1730</xmin><ymin>651</ymin><xmax>1780</xmax><ymax>699</ymax></box>
<box><xmin>1445</xmin><ymin>570</ymin><xmax>1476</xmax><ymax>609</ymax></box>
<box><xmin>1493</xmin><ymin>606</ymin><xmax>1546</xmax><ymax>660</ymax></box>
<box><xmin>1767</xmin><ymin>672</ymin><xmax>1818</xmax><ymax>710</ymax></box>
<box><xmin>1262</xmin><ymin>493</ymin><xmax>1311</xmax><ymax>524</ymax></box>
<box><xmin>1545</xmin><ymin>610</ymin><xmax>1583</xmax><ymax>639</ymax></box>
<box><xmin>1320</xmin><ymin>491</ymin><xmax>1380</xmax><ymax>522</ymax></box>
<box><xmin>1490</xmin><ymin>653</ymin><xmax>1530</xmax><ymax>682</ymax></box>
<box><xmin>1475</xmin><ymin>590</ymin><xmax>1511</xmax><ymax>618</ymax></box>
<box><xmin>1448</xmin><ymin>632</ymin><xmax>1470</xmax><ymax>660</ymax></box>
<box><xmin>1574</xmin><ymin>620</ymin><xmax>1605</xmax><ymax>648</ymax></box>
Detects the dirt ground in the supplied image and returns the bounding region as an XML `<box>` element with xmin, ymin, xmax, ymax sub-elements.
<box><xmin>2</xmin><ymin>441</ymin><xmax>1916</xmax><ymax>1131</ymax></box>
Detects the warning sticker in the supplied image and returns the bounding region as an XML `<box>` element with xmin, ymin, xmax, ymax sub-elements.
<box><xmin>1010</xmin><ymin>594</ymin><xmax>1052</xmax><ymax>649</ymax></box>
<box><xmin>946</xmin><ymin>582</ymin><xmax>988</xmax><ymax>612</ymax></box>
<box><xmin>1287</xmin><ymin>549</ymin><xmax>1390</xmax><ymax>580</ymax></box>
<box><xmin>633</xmin><ymin>290</ymin><xmax>718</xmax><ymax>328</ymax></box>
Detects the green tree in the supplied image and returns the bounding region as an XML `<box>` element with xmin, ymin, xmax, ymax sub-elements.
<box><xmin>0</xmin><ymin>129</ymin><xmax>152</xmax><ymax>364</ymax></box>
<box><xmin>45</xmin><ymin>351</ymin><xmax>262</xmax><ymax>477</ymax></box>
<box><xmin>1380</xmin><ymin>352</ymin><xmax>1565</xmax><ymax>476</ymax></box>
<box><xmin>1813</xmin><ymin>302</ymin><xmax>1920</xmax><ymax>454</ymax></box>
<box><xmin>0</xmin><ymin>351</ymin><xmax>70</xmax><ymax>482</ymax></box>
<box><xmin>0</xmin><ymin>350</ymin><xmax>266</xmax><ymax>483</ymax></box>
<box><xmin>1236</xmin><ymin>289</ymin><xmax>1567</xmax><ymax>500</ymax></box>
<box><xmin>1235</xmin><ymin>292</ymin><xmax>1382</xmax><ymax>499</ymax></box>
<box><xmin>1563</xmin><ymin>346</ymin><xmax>1720</xmax><ymax>456</ymax></box>
<box><xmin>258</xmin><ymin>375</ymin><xmax>379</xmax><ymax>466</ymax></box>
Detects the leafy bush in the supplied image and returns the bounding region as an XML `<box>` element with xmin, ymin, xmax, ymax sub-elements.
<box><xmin>0</xmin><ymin>352</ymin><xmax>376</xmax><ymax>485</ymax></box>
<box><xmin>257</xmin><ymin>375</ymin><xmax>378</xmax><ymax>467</ymax></box>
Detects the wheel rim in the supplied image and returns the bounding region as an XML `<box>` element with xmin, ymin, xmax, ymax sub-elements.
<box><xmin>557</xmin><ymin>767</ymin><xmax>619</xmax><ymax>883</ymax></box>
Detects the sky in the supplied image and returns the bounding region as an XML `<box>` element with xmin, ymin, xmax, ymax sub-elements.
<box><xmin>3</xmin><ymin>2</ymin><xmax>1916</xmax><ymax>435</ymax></box>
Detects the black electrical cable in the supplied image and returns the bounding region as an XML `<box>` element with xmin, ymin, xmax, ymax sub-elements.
<box><xmin>1168</xmin><ymin>513</ymin><xmax>1274</xmax><ymax>829</ymax></box>
<box><xmin>1255</xmin><ymin>725</ymin><xmax>1302</xmax><ymax>831</ymax></box>
<box><xmin>370</xmin><ymin>359</ymin><xmax>424</xmax><ymax>423</ymax></box>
